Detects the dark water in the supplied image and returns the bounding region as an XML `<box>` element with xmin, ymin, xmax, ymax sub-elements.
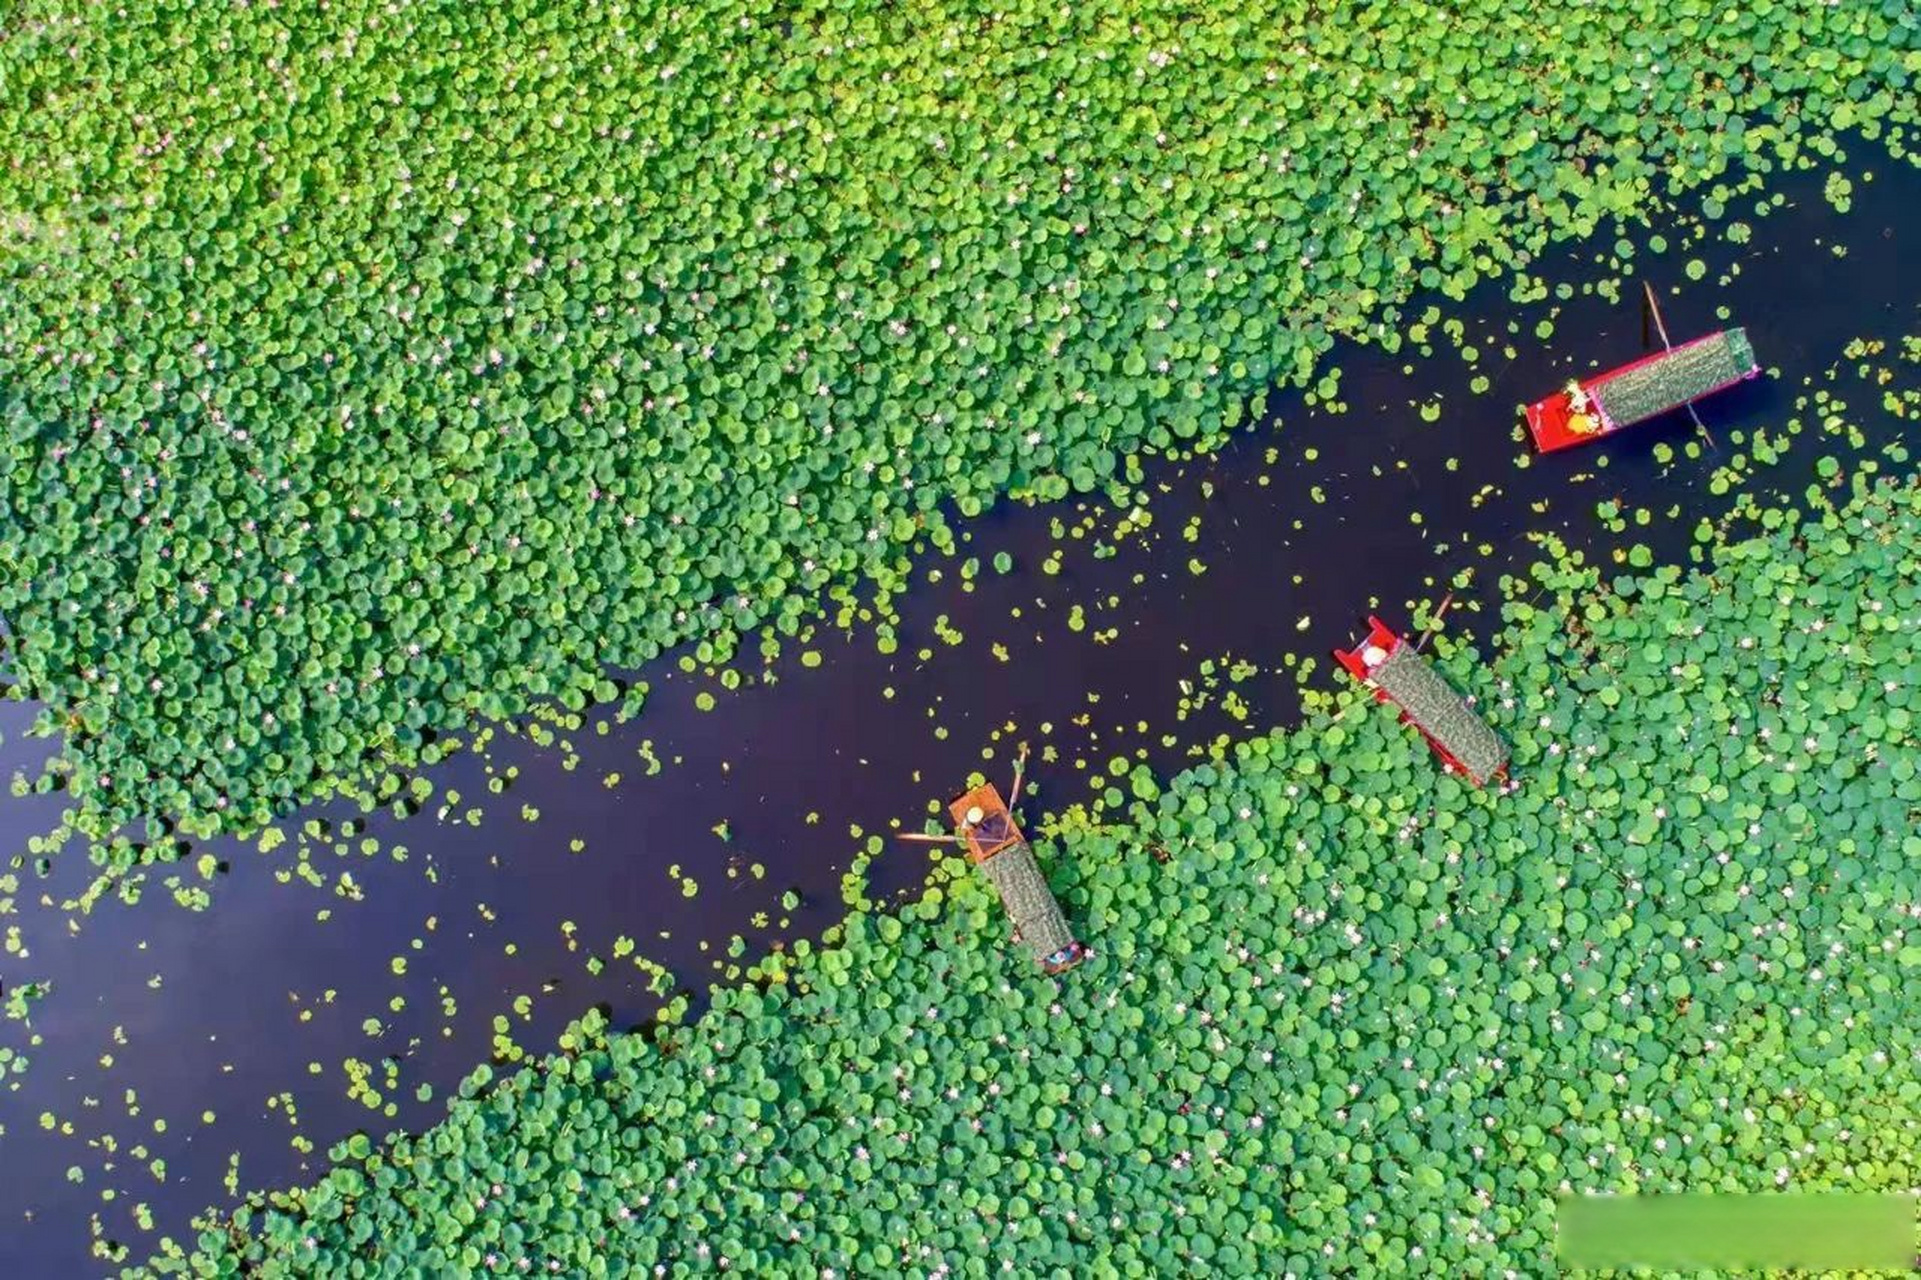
<box><xmin>0</xmin><ymin>156</ymin><xmax>1914</xmax><ymax>1274</ymax></box>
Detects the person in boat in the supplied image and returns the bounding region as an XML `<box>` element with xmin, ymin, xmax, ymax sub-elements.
<box><xmin>1564</xmin><ymin>378</ymin><xmax>1602</xmax><ymax>435</ymax></box>
<box><xmin>963</xmin><ymin>803</ymin><xmax>1012</xmax><ymax>849</ymax></box>
<box><xmin>1361</xmin><ymin>642</ymin><xmax>1389</xmax><ymax>673</ymax></box>
<box><xmin>1043</xmin><ymin>942</ymin><xmax>1084</xmax><ymax>971</ymax></box>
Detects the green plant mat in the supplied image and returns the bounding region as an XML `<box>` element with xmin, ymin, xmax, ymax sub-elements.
<box><xmin>1594</xmin><ymin>328</ymin><xmax>1756</xmax><ymax>427</ymax></box>
<box><xmin>1372</xmin><ymin>644</ymin><xmax>1509</xmax><ymax>782</ymax></box>
<box><xmin>978</xmin><ymin>842</ymin><xmax>1076</xmax><ymax>961</ymax></box>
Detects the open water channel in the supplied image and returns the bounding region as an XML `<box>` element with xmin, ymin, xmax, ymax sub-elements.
<box><xmin>0</xmin><ymin>153</ymin><xmax>1915</xmax><ymax>1273</ymax></box>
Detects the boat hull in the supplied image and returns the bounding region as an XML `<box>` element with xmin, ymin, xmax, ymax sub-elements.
<box><xmin>1525</xmin><ymin>328</ymin><xmax>1760</xmax><ymax>453</ymax></box>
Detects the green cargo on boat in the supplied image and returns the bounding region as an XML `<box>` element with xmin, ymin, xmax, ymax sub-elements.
<box><xmin>977</xmin><ymin>841</ymin><xmax>1077</xmax><ymax>964</ymax></box>
<box><xmin>1592</xmin><ymin>327</ymin><xmax>1758</xmax><ymax>428</ymax></box>
<box><xmin>1372</xmin><ymin>645</ymin><xmax>1510</xmax><ymax>785</ymax></box>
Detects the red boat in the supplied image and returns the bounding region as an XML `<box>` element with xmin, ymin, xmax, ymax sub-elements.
<box><xmin>1334</xmin><ymin>616</ymin><xmax>1510</xmax><ymax>787</ymax></box>
<box><xmin>1525</xmin><ymin>326</ymin><xmax>1759</xmax><ymax>453</ymax></box>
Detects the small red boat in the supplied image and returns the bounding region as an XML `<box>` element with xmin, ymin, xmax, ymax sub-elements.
<box><xmin>1334</xmin><ymin>616</ymin><xmax>1510</xmax><ymax>787</ymax></box>
<box><xmin>1525</xmin><ymin>326</ymin><xmax>1760</xmax><ymax>453</ymax></box>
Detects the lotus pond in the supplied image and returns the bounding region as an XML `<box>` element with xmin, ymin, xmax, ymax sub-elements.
<box><xmin>1</xmin><ymin>0</ymin><xmax>1915</xmax><ymax>844</ymax></box>
<box><xmin>149</xmin><ymin>466</ymin><xmax>1921</xmax><ymax>1276</ymax></box>
<box><xmin>0</xmin><ymin>152</ymin><xmax>1914</xmax><ymax>1272</ymax></box>
<box><xmin>0</xmin><ymin>1</ymin><xmax>1918</xmax><ymax>1273</ymax></box>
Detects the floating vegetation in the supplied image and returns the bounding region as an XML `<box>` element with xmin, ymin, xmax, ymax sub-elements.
<box><xmin>146</xmin><ymin>471</ymin><xmax>1921</xmax><ymax>1275</ymax></box>
<box><xmin>5</xmin><ymin>203</ymin><xmax>1914</xmax><ymax>1270</ymax></box>
<box><xmin>1</xmin><ymin>1</ymin><xmax>1915</xmax><ymax>848</ymax></box>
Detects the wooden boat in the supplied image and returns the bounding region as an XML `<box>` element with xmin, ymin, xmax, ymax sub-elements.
<box><xmin>1525</xmin><ymin>326</ymin><xmax>1759</xmax><ymax>453</ymax></box>
<box><xmin>947</xmin><ymin>782</ymin><xmax>1085</xmax><ymax>973</ymax></box>
<box><xmin>1334</xmin><ymin>616</ymin><xmax>1509</xmax><ymax>787</ymax></box>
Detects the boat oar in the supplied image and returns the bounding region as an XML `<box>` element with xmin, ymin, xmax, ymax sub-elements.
<box><xmin>1007</xmin><ymin>741</ymin><xmax>1031</xmax><ymax>808</ymax></box>
<box><xmin>1413</xmin><ymin>591</ymin><xmax>1456</xmax><ymax>654</ymax></box>
<box><xmin>1683</xmin><ymin>401</ymin><xmax>1718</xmax><ymax>452</ymax></box>
<box><xmin>896</xmin><ymin>832</ymin><xmax>968</xmax><ymax>847</ymax></box>
<box><xmin>1642</xmin><ymin>281</ymin><xmax>1674</xmax><ymax>352</ymax></box>
<box><xmin>1642</xmin><ymin>280</ymin><xmax>1719</xmax><ymax>453</ymax></box>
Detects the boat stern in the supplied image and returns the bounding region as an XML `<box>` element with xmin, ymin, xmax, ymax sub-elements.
<box><xmin>1524</xmin><ymin>388</ymin><xmax>1601</xmax><ymax>453</ymax></box>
